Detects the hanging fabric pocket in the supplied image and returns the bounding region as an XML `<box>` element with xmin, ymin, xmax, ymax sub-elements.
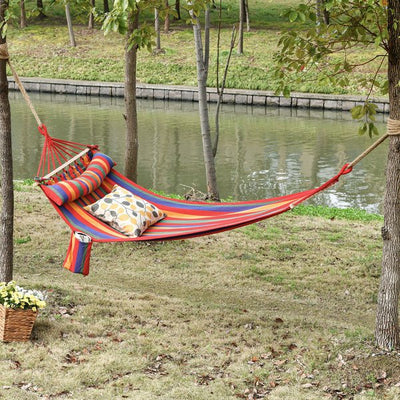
<box><xmin>63</xmin><ymin>232</ymin><xmax>93</xmax><ymax>276</ymax></box>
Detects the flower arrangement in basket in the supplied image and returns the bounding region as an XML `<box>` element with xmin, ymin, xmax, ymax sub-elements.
<box><xmin>0</xmin><ymin>281</ymin><xmax>46</xmax><ymax>342</ymax></box>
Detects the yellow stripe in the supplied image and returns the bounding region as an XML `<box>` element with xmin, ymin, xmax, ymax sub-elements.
<box><xmin>102</xmin><ymin>179</ymin><xmax>114</xmax><ymax>192</ymax></box>
<box><xmin>59</xmin><ymin>181</ymin><xmax>78</xmax><ymax>199</ymax></box>
<box><xmin>63</xmin><ymin>244</ymin><xmax>75</xmax><ymax>270</ymax></box>
<box><xmin>234</xmin><ymin>199</ymin><xmax>293</xmax><ymax>214</ymax></box>
<box><xmin>94</xmin><ymin>158</ymin><xmax>110</xmax><ymax>173</ymax></box>
<box><xmin>77</xmin><ymin>176</ymin><xmax>94</xmax><ymax>193</ymax></box>
<box><xmin>85</xmin><ymin>170</ymin><xmax>102</xmax><ymax>186</ymax></box>
<box><xmin>163</xmin><ymin>211</ymin><xmax>213</xmax><ymax>219</ymax></box>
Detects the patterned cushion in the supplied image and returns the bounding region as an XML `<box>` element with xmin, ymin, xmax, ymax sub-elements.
<box><xmin>84</xmin><ymin>185</ymin><xmax>166</xmax><ymax>237</ymax></box>
<box><xmin>42</xmin><ymin>153</ymin><xmax>114</xmax><ymax>206</ymax></box>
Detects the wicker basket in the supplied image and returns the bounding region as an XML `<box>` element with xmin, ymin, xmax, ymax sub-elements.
<box><xmin>0</xmin><ymin>305</ymin><xmax>38</xmax><ymax>342</ymax></box>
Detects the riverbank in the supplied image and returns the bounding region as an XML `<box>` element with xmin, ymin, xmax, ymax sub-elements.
<box><xmin>8</xmin><ymin>76</ymin><xmax>390</xmax><ymax>113</ymax></box>
<box><xmin>1</xmin><ymin>184</ymin><xmax>397</xmax><ymax>399</ymax></box>
<box><xmin>7</xmin><ymin>8</ymin><xmax>384</xmax><ymax>99</ymax></box>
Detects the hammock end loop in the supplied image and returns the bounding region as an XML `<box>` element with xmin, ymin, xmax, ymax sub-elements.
<box><xmin>341</xmin><ymin>163</ymin><xmax>353</xmax><ymax>175</ymax></box>
<box><xmin>38</xmin><ymin>124</ymin><xmax>49</xmax><ymax>138</ymax></box>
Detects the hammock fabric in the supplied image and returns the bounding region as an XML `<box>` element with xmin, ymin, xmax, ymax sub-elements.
<box><xmin>35</xmin><ymin>124</ymin><xmax>353</xmax><ymax>275</ymax></box>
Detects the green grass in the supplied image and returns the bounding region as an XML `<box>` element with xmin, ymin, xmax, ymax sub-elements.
<box><xmin>3</xmin><ymin>183</ymin><xmax>398</xmax><ymax>399</ymax></box>
<box><xmin>2</xmin><ymin>185</ymin><xmax>396</xmax><ymax>398</ymax></box>
<box><xmin>5</xmin><ymin>0</ymin><xmax>385</xmax><ymax>96</ymax></box>
<box><xmin>292</xmin><ymin>204</ymin><xmax>383</xmax><ymax>221</ymax></box>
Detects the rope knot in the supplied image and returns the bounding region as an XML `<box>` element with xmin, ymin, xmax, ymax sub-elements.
<box><xmin>387</xmin><ymin>118</ymin><xmax>400</xmax><ymax>136</ymax></box>
<box><xmin>0</xmin><ymin>43</ymin><xmax>9</xmax><ymax>60</ymax></box>
<box><xmin>38</xmin><ymin>124</ymin><xmax>49</xmax><ymax>138</ymax></box>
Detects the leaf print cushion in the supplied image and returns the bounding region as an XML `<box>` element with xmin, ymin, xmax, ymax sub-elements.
<box><xmin>84</xmin><ymin>185</ymin><xmax>166</xmax><ymax>237</ymax></box>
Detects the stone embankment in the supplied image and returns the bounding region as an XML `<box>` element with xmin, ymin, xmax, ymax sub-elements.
<box><xmin>8</xmin><ymin>76</ymin><xmax>389</xmax><ymax>113</ymax></box>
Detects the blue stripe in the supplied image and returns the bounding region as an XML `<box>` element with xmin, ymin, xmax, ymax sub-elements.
<box><xmin>59</xmin><ymin>206</ymin><xmax>116</xmax><ymax>240</ymax></box>
<box><xmin>74</xmin><ymin>241</ymin><xmax>87</xmax><ymax>273</ymax></box>
<box><xmin>108</xmin><ymin>171</ymin><xmax>265</xmax><ymax>213</ymax></box>
<box><xmin>49</xmin><ymin>185</ymin><xmax>69</xmax><ymax>204</ymax></box>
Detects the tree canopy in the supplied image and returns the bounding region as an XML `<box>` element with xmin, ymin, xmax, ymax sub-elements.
<box><xmin>274</xmin><ymin>0</ymin><xmax>388</xmax><ymax>136</ymax></box>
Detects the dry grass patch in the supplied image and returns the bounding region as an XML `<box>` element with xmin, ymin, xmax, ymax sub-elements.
<box><xmin>0</xmin><ymin>186</ymin><xmax>399</xmax><ymax>399</ymax></box>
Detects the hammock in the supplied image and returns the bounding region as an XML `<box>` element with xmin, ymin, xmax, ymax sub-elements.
<box><xmin>0</xmin><ymin>43</ymin><xmax>388</xmax><ymax>276</ymax></box>
<box><xmin>33</xmin><ymin>124</ymin><xmax>355</xmax><ymax>275</ymax></box>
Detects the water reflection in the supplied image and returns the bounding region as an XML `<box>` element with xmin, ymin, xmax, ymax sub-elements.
<box><xmin>10</xmin><ymin>92</ymin><xmax>387</xmax><ymax>213</ymax></box>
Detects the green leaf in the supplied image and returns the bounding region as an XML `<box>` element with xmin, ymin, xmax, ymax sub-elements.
<box><xmin>366</xmin><ymin>120</ymin><xmax>379</xmax><ymax>138</ymax></box>
<box><xmin>351</xmin><ymin>105</ymin><xmax>364</xmax><ymax>119</ymax></box>
<box><xmin>298</xmin><ymin>12</ymin><xmax>306</xmax><ymax>23</ymax></box>
<box><xmin>288</xmin><ymin>11</ymin><xmax>298</xmax><ymax>22</ymax></box>
<box><xmin>358</xmin><ymin>122</ymin><xmax>368</xmax><ymax>136</ymax></box>
<box><xmin>325</xmin><ymin>1</ymin><xmax>334</xmax><ymax>11</ymax></box>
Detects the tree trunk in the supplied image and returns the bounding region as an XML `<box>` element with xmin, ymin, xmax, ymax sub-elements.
<box><xmin>316</xmin><ymin>0</ymin><xmax>329</xmax><ymax>26</ymax></box>
<box><xmin>88</xmin><ymin>0</ymin><xmax>95</xmax><ymax>29</ymax></box>
<box><xmin>37</xmin><ymin>0</ymin><xmax>46</xmax><ymax>19</ymax></box>
<box><xmin>192</xmin><ymin>8</ymin><xmax>219</xmax><ymax>200</ymax></box>
<box><xmin>20</xmin><ymin>0</ymin><xmax>27</xmax><ymax>28</ymax></box>
<box><xmin>316</xmin><ymin>0</ymin><xmax>323</xmax><ymax>25</ymax></box>
<box><xmin>65</xmin><ymin>3</ymin><xmax>76</xmax><ymax>47</ymax></box>
<box><xmin>103</xmin><ymin>0</ymin><xmax>109</xmax><ymax>13</ymax></box>
<box><xmin>174</xmin><ymin>0</ymin><xmax>180</xmax><ymax>20</ymax></box>
<box><xmin>245</xmin><ymin>0</ymin><xmax>250</xmax><ymax>32</ymax></box>
<box><xmin>323</xmin><ymin>1</ymin><xmax>330</xmax><ymax>25</ymax></box>
<box><xmin>155</xmin><ymin>8</ymin><xmax>161</xmax><ymax>51</ymax></box>
<box><xmin>237</xmin><ymin>0</ymin><xmax>245</xmax><ymax>54</ymax></box>
<box><xmin>0</xmin><ymin>1</ymin><xmax>14</xmax><ymax>283</ymax></box>
<box><xmin>375</xmin><ymin>0</ymin><xmax>400</xmax><ymax>350</ymax></box>
<box><xmin>124</xmin><ymin>9</ymin><xmax>139</xmax><ymax>182</ymax></box>
<box><xmin>164</xmin><ymin>0</ymin><xmax>170</xmax><ymax>33</ymax></box>
<box><xmin>214</xmin><ymin>26</ymin><xmax>237</xmax><ymax>157</ymax></box>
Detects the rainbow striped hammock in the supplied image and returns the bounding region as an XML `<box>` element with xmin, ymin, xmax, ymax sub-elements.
<box><xmin>35</xmin><ymin>125</ymin><xmax>353</xmax><ymax>276</ymax></box>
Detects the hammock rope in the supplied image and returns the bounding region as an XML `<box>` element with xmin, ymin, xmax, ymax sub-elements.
<box><xmin>0</xmin><ymin>43</ymin><xmax>92</xmax><ymax>178</ymax></box>
<box><xmin>2</xmin><ymin>42</ymin><xmax>398</xmax><ymax>275</ymax></box>
<box><xmin>0</xmin><ymin>43</ymin><xmax>42</xmax><ymax>127</ymax></box>
<box><xmin>347</xmin><ymin>118</ymin><xmax>400</xmax><ymax>168</ymax></box>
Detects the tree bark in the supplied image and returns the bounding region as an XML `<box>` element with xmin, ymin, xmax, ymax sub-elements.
<box><xmin>0</xmin><ymin>0</ymin><xmax>14</xmax><ymax>283</ymax></box>
<box><xmin>214</xmin><ymin>26</ymin><xmax>237</xmax><ymax>157</ymax></box>
<box><xmin>174</xmin><ymin>0</ymin><xmax>180</xmax><ymax>20</ymax></box>
<box><xmin>155</xmin><ymin>8</ymin><xmax>161</xmax><ymax>51</ymax></box>
<box><xmin>375</xmin><ymin>0</ymin><xmax>400</xmax><ymax>350</ymax></box>
<box><xmin>20</xmin><ymin>0</ymin><xmax>27</xmax><ymax>28</ymax></box>
<box><xmin>103</xmin><ymin>0</ymin><xmax>109</xmax><ymax>13</ymax></box>
<box><xmin>245</xmin><ymin>0</ymin><xmax>250</xmax><ymax>32</ymax></box>
<box><xmin>192</xmin><ymin>8</ymin><xmax>219</xmax><ymax>200</ymax></box>
<box><xmin>88</xmin><ymin>0</ymin><xmax>95</xmax><ymax>29</ymax></box>
<box><xmin>316</xmin><ymin>0</ymin><xmax>323</xmax><ymax>25</ymax></box>
<box><xmin>124</xmin><ymin>9</ymin><xmax>139</xmax><ymax>182</ymax></box>
<box><xmin>37</xmin><ymin>0</ymin><xmax>46</xmax><ymax>19</ymax></box>
<box><xmin>237</xmin><ymin>0</ymin><xmax>245</xmax><ymax>54</ymax></box>
<box><xmin>316</xmin><ymin>0</ymin><xmax>329</xmax><ymax>27</ymax></box>
<box><xmin>65</xmin><ymin>3</ymin><xmax>76</xmax><ymax>47</ymax></box>
<box><xmin>164</xmin><ymin>0</ymin><xmax>169</xmax><ymax>33</ymax></box>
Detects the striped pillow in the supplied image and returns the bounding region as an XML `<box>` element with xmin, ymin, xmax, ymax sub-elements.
<box><xmin>42</xmin><ymin>153</ymin><xmax>114</xmax><ymax>206</ymax></box>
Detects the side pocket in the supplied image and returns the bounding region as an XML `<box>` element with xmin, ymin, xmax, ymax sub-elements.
<box><xmin>63</xmin><ymin>232</ymin><xmax>93</xmax><ymax>276</ymax></box>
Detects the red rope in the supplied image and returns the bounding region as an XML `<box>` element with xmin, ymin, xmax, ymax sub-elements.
<box><xmin>36</xmin><ymin>124</ymin><xmax>92</xmax><ymax>178</ymax></box>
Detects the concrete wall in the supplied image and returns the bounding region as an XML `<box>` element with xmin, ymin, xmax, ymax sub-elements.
<box><xmin>8</xmin><ymin>77</ymin><xmax>389</xmax><ymax>113</ymax></box>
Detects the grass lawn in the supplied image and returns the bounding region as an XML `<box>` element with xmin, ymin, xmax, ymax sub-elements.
<box><xmin>5</xmin><ymin>0</ymin><xmax>385</xmax><ymax>95</ymax></box>
<box><xmin>1</xmin><ymin>184</ymin><xmax>399</xmax><ymax>399</ymax></box>
<box><xmin>0</xmin><ymin>2</ymin><xmax>395</xmax><ymax>398</ymax></box>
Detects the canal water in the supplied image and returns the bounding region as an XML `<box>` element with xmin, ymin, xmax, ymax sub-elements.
<box><xmin>10</xmin><ymin>92</ymin><xmax>387</xmax><ymax>214</ymax></box>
